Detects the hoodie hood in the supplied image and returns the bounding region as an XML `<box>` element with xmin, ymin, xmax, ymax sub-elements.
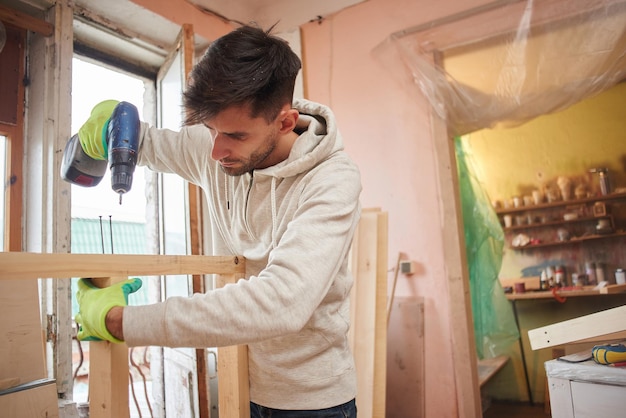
<box><xmin>256</xmin><ymin>98</ymin><xmax>344</xmax><ymax>179</ymax></box>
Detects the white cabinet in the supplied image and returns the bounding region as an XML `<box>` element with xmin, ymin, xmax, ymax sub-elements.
<box><xmin>546</xmin><ymin>359</ymin><xmax>626</xmax><ymax>418</ymax></box>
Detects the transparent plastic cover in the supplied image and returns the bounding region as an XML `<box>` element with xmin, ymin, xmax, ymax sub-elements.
<box><xmin>374</xmin><ymin>0</ymin><xmax>626</xmax><ymax>136</ymax></box>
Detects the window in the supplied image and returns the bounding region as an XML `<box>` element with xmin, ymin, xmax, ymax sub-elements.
<box><xmin>70</xmin><ymin>58</ymin><xmax>154</xmax><ymax>414</ymax></box>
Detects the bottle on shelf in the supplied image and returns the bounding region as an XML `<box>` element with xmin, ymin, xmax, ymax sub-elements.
<box><xmin>555</xmin><ymin>265</ymin><xmax>565</xmax><ymax>287</ymax></box>
<box><xmin>595</xmin><ymin>263</ymin><xmax>606</xmax><ymax>284</ymax></box>
<box><xmin>585</xmin><ymin>262</ymin><xmax>597</xmax><ymax>285</ymax></box>
<box><xmin>546</xmin><ymin>265</ymin><xmax>556</xmax><ymax>288</ymax></box>
<box><xmin>540</xmin><ymin>270</ymin><xmax>549</xmax><ymax>290</ymax></box>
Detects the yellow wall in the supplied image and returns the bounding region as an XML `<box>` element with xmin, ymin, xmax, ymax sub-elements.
<box><xmin>463</xmin><ymin>82</ymin><xmax>626</xmax><ymax>279</ymax></box>
<box><xmin>464</xmin><ymin>82</ymin><xmax>626</xmax><ymax>204</ymax></box>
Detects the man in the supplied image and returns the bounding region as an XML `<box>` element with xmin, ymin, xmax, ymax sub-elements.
<box><xmin>75</xmin><ymin>24</ymin><xmax>361</xmax><ymax>417</ymax></box>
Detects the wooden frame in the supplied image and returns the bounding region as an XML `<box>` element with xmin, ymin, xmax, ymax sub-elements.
<box><xmin>0</xmin><ymin>22</ymin><xmax>26</xmax><ymax>252</ymax></box>
<box><xmin>0</xmin><ymin>252</ymin><xmax>248</xmax><ymax>418</ymax></box>
<box><xmin>528</xmin><ymin>305</ymin><xmax>626</xmax><ymax>350</ymax></box>
<box><xmin>349</xmin><ymin>209</ymin><xmax>388</xmax><ymax>417</ymax></box>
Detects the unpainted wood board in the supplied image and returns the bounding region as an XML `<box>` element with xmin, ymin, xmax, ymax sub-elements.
<box><xmin>477</xmin><ymin>356</ymin><xmax>509</xmax><ymax>387</ymax></box>
<box><xmin>528</xmin><ymin>305</ymin><xmax>626</xmax><ymax>350</ymax></box>
<box><xmin>349</xmin><ymin>210</ymin><xmax>388</xmax><ymax>418</ymax></box>
<box><xmin>0</xmin><ymin>280</ymin><xmax>46</xmax><ymax>386</ymax></box>
<box><xmin>216</xmin><ymin>273</ymin><xmax>250</xmax><ymax>418</ymax></box>
<box><xmin>386</xmin><ymin>297</ymin><xmax>425</xmax><ymax>418</ymax></box>
<box><xmin>89</xmin><ymin>277</ymin><xmax>130</xmax><ymax>418</ymax></box>
<box><xmin>0</xmin><ymin>381</ymin><xmax>59</xmax><ymax>417</ymax></box>
<box><xmin>0</xmin><ymin>252</ymin><xmax>245</xmax><ymax>280</ymax></box>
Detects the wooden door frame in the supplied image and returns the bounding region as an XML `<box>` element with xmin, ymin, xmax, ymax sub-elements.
<box><xmin>0</xmin><ymin>23</ymin><xmax>26</xmax><ymax>252</ymax></box>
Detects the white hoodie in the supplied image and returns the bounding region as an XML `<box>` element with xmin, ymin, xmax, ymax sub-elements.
<box><xmin>123</xmin><ymin>98</ymin><xmax>362</xmax><ymax>410</ymax></box>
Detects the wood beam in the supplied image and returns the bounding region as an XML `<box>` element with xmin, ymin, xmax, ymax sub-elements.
<box><xmin>89</xmin><ymin>276</ymin><xmax>131</xmax><ymax>418</ymax></box>
<box><xmin>216</xmin><ymin>273</ymin><xmax>251</xmax><ymax>418</ymax></box>
<box><xmin>0</xmin><ymin>252</ymin><xmax>244</xmax><ymax>280</ymax></box>
<box><xmin>528</xmin><ymin>305</ymin><xmax>626</xmax><ymax>350</ymax></box>
<box><xmin>0</xmin><ymin>5</ymin><xmax>53</xmax><ymax>36</ymax></box>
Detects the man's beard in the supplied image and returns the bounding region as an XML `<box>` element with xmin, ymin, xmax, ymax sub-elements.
<box><xmin>219</xmin><ymin>129</ymin><xmax>279</xmax><ymax>176</ymax></box>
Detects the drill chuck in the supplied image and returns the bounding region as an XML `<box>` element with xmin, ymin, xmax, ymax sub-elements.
<box><xmin>107</xmin><ymin>102</ymin><xmax>140</xmax><ymax>203</ymax></box>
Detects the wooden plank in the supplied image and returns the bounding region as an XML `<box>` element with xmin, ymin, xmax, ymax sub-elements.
<box><xmin>0</xmin><ymin>379</ymin><xmax>59</xmax><ymax>417</ymax></box>
<box><xmin>430</xmin><ymin>50</ymin><xmax>481</xmax><ymax>418</ymax></box>
<box><xmin>373</xmin><ymin>212</ymin><xmax>388</xmax><ymax>418</ymax></box>
<box><xmin>0</xmin><ymin>280</ymin><xmax>46</xmax><ymax>387</ymax></box>
<box><xmin>528</xmin><ymin>305</ymin><xmax>626</xmax><ymax>350</ymax></box>
<box><xmin>505</xmin><ymin>285</ymin><xmax>626</xmax><ymax>300</ymax></box>
<box><xmin>386</xmin><ymin>298</ymin><xmax>424</xmax><ymax>418</ymax></box>
<box><xmin>216</xmin><ymin>273</ymin><xmax>250</xmax><ymax>418</ymax></box>
<box><xmin>0</xmin><ymin>5</ymin><xmax>54</xmax><ymax>36</ymax></box>
<box><xmin>600</xmin><ymin>283</ymin><xmax>626</xmax><ymax>294</ymax></box>
<box><xmin>179</xmin><ymin>22</ymin><xmax>212</xmax><ymax>418</ymax></box>
<box><xmin>349</xmin><ymin>210</ymin><xmax>387</xmax><ymax>418</ymax></box>
<box><xmin>0</xmin><ymin>252</ymin><xmax>245</xmax><ymax>280</ymax></box>
<box><xmin>88</xmin><ymin>277</ymin><xmax>130</xmax><ymax>418</ymax></box>
<box><xmin>477</xmin><ymin>356</ymin><xmax>509</xmax><ymax>387</ymax></box>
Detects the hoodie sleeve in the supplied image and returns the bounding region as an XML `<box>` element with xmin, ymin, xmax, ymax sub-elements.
<box><xmin>122</xmin><ymin>153</ymin><xmax>362</xmax><ymax>348</ymax></box>
<box><xmin>137</xmin><ymin>123</ymin><xmax>213</xmax><ymax>186</ymax></box>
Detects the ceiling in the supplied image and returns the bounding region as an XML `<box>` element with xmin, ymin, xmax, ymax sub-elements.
<box><xmin>6</xmin><ymin>0</ymin><xmax>366</xmax><ymax>77</ymax></box>
<box><xmin>188</xmin><ymin>0</ymin><xmax>365</xmax><ymax>31</ymax></box>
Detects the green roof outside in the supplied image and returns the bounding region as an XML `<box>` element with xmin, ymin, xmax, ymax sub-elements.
<box><xmin>70</xmin><ymin>218</ymin><xmax>151</xmax><ymax>315</ymax></box>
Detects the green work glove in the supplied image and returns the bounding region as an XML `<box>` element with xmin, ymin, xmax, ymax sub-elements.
<box><xmin>75</xmin><ymin>277</ymin><xmax>142</xmax><ymax>343</ymax></box>
<box><xmin>78</xmin><ymin>100</ymin><xmax>120</xmax><ymax>160</ymax></box>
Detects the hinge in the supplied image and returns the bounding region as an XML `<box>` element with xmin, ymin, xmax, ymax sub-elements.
<box><xmin>46</xmin><ymin>313</ymin><xmax>57</xmax><ymax>344</ymax></box>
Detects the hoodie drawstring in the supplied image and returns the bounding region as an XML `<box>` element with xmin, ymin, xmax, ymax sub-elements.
<box><xmin>225</xmin><ymin>175</ymin><xmax>230</xmax><ymax>210</ymax></box>
<box><xmin>270</xmin><ymin>177</ymin><xmax>278</xmax><ymax>249</ymax></box>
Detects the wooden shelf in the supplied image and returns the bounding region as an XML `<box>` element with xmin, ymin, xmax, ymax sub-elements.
<box><xmin>496</xmin><ymin>191</ymin><xmax>626</xmax><ymax>215</ymax></box>
<box><xmin>511</xmin><ymin>230</ymin><xmax>626</xmax><ymax>250</ymax></box>
<box><xmin>503</xmin><ymin>215</ymin><xmax>612</xmax><ymax>232</ymax></box>
<box><xmin>505</xmin><ymin>284</ymin><xmax>626</xmax><ymax>300</ymax></box>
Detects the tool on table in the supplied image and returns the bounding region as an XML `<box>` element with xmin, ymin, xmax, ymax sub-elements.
<box><xmin>61</xmin><ymin>101</ymin><xmax>140</xmax><ymax>204</ymax></box>
<box><xmin>592</xmin><ymin>343</ymin><xmax>626</xmax><ymax>365</ymax></box>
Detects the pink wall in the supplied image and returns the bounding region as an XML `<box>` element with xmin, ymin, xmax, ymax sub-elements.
<box><xmin>132</xmin><ymin>0</ymin><xmax>233</xmax><ymax>40</ymax></box>
<box><xmin>133</xmin><ymin>0</ymin><xmax>489</xmax><ymax>416</ymax></box>
<box><xmin>301</xmin><ymin>1</ymin><xmax>489</xmax><ymax>416</ymax></box>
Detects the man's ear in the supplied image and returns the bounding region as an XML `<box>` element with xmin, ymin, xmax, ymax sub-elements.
<box><xmin>277</xmin><ymin>107</ymin><xmax>299</xmax><ymax>134</ymax></box>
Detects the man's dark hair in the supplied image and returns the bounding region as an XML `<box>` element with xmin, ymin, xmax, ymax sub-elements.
<box><xmin>183</xmin><ymin>24</ymin><xmax>302</xmax><ymax>125</ymax></box>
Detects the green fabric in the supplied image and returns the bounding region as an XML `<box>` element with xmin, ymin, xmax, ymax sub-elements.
<box><xmin>77</xmin><ymin>100</ymin><xmax>119</xmax><ymax>160</ymax></box>
<box><xmin>455</xmin><ymin>137</ymin><xmax>519</xmax><ymax>358</ymax></box>
<box><xmin>75</xmin><ymin>277</ymin><xmax>142</xmax><ymax>343</ymax></box>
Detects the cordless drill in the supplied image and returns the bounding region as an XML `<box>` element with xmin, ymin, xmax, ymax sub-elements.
<box><xmin>60</xmin><ymin>101</ymin><xmax>140</xmax><ymax>204</ymax></box>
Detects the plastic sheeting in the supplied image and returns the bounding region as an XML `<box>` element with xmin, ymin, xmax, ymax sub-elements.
<box><xmin>374</xmin><ymin>0</ymin><xmax>626</xmax><ymax>136</ymax></box>
<box><xmin>455</xmin><ymin>138</ymin><xmax>519</xmax><ymax>358</ymax></box>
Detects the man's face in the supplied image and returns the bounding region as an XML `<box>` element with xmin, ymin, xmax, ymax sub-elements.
<box><xmin>204</xmin><ymin>105</ymin><xmax>281</xmax><ymax>176</ymax></box>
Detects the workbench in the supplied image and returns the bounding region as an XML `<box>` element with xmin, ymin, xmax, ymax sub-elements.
<box><xmin>545</xmin><ymin>357</ymin><xmax>626</xmax><ymax>417</ymax></box>
<box><xmin>500</xmin><ymin>282</ymin><xmax>626</xmax><ymax>405</ymax></box>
